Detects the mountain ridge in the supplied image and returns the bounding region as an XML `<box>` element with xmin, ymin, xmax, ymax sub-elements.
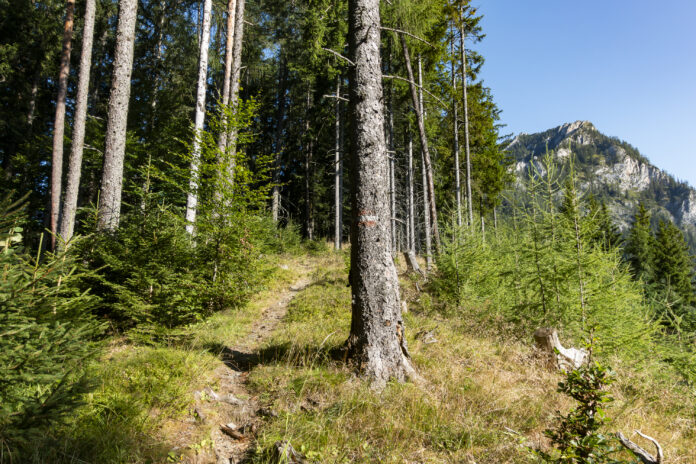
<box><xmin>505</xmin><ymin>121</ymin><xmax>696</xmax><ymax>247</ymax></box>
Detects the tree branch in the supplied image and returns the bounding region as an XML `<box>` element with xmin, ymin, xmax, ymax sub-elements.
<box><xmin>617</xmin><ymin>431</ymin><xmax>663</xmax><ymax>464</ymax></box>
<box><xmin>383</xmin><ymin>74</ymin><xmax>448</xmax><ymax>109</ymax></box>
<box><xmin>321</xmin><ymin>47</ymin><xmax>355</xmax><ymax>66</ymax></box>
<box><xmin>381</xmin><ymin>26</ymin><xmax>435</xmax><ymax>48</ymax></box>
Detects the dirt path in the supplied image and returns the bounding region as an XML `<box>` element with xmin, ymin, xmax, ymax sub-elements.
<box><xmin>201</xmin><ymin>265</ymin><xmax>314</xmax><ymax>464</ymax></box>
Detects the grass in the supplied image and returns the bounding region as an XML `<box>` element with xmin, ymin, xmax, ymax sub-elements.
<box><xmin>30</xmin><ymin>253</ymin><xmax>309</xmax><ymax>464</ymax></box>
<box><xmin>245</xmin><ymin>253</ymin><xmax>696</xmax><ymax>463</ymax></box>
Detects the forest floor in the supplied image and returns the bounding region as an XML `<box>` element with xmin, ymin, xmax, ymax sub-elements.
<box><xmin>47</xmin><ymin>248</ymin><xmax>696</xmax><ymax>463</ymax></box>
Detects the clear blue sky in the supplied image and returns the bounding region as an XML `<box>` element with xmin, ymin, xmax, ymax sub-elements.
<box><xmin>475</xmin><ymin>0</ymin><xmax>696</xmax><ymax>186</ymax></box>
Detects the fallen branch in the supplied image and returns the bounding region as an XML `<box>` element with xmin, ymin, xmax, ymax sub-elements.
<box><xmin>617</xmin><ymin>431</ymin><xmax>663</xmax><ymax>464</ymax></box>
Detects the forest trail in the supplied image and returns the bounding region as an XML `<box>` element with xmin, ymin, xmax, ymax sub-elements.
<box><xmin>187</xmin><ymin>259</ymin><xmax>315</xmax><ymax>464</ymax></box>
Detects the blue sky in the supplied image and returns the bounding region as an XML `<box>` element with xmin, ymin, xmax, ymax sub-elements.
<box><xmin>475</xmin><ymin>0</ymin><xmax>696</xmax><ymax>186</ymax></box>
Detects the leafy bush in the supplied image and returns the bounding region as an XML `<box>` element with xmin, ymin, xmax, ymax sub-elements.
<box><xmin>534</xmin><ymin>359</ymin><xmax>628</xmax><ymax>463</ymax></box>
<box><xmin>0</xmin><ymin>195</ymin><xmax>101</xmax><ymax>461</ymax></box>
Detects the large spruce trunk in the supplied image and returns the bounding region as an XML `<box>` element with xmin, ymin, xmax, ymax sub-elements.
<box><xmin>59</xmin><ymin>0</ymin><xmax>96</xmax><ymax>245</ymax></box>
<box><xmin>97</xmin><ymin>0</ymin><xmax>138</xmax><ymax>231</ymax></box>
<box><xmin>346</xmin><ymin>0</ymin><xmax>416</xmax><ymax>386</ymax></box>
<box><xmin>50</xmin><ymin>0</ymin><xmax>76</xmax><ymax>248</ymax></box>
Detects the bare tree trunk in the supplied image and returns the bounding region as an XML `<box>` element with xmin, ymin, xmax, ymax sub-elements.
<box><xmin>97</xmin><ymin>0</ymin><xmax>138</xmax><ymax>231</ymax></box>
<box><xmin>451</xmin><ymin>31</ymin><xmax>462</xmax><ymax>227</ymax></box>
<box><xmin>185</xmin><ymin>0</ymin><xmax>213</xmax><ymax>235</ymax></box>
<box><xmin>271</xmin><ymin>55</ymin><xmax>287</xmax><ymax>222</ymax></box>
<box><xmin>224</xmin><ymin>0</ymin><xmax>245</xmax><ymax>183</ymax></box>
<box><xmin>304</xmin><ymin>88</ymin><xmax>314</xmax><ymax>240</ymax></box>
<box><xmin>50</xmin><ymin>0</ymin><xmax>76</xmax><ymax>249</ymax></box>
<box><xmin>399</xmin><ymin>36</ymin><xmax>440</xmax><ymax>252</ymax></box>
<box><xmin>216</xmin><ymin>0</ymin><xmax>237</xmax><ymax>153</ymax></box>
<box><xmin>459</xmin><ymin>19</ymin><xmax>473</xmax><ymax>226</ymax></box>
<box><xmin>346</xmin><ymin>0</ymin><xmax>416</xmax><ymax>387</ymax></box>
<box><xmin>334</xmin><ymin>76</ymin><xmax>342</xmax><ymax>250</ymax></box>
<box><xmin>417</xmin><ymin>56</ymin><xmax>432</xmax><ymax>270</ymax></box>
<box><xmin>386</xmin><ymin>62</ymin><xmax>396</xmax><ymax>254</ymax></box>
<box><xmin>59</xmin><ymin>0</ymin><xmax>96</xmax><ymax>245</ymax></box>
<box><xmin>407</xmin><ymin>130</ymin><xmax>415</xmax><ymax>253</ymax></box>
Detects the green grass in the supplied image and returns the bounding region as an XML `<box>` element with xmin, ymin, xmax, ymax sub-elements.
<box><xmin>245</xmin><ymin>254</ymin><xmax>696</xmax><ymax>464</ymax></box>
<box><xmin>29</xmin><ymin>254</ymin><xmax>307</xmax><ymax>464</ymax></box>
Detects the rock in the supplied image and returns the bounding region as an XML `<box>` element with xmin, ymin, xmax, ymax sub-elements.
<box><xmin>273</xmin><ymin>441</ymin><xmax>307</xmax><ymax>464</ymax></box>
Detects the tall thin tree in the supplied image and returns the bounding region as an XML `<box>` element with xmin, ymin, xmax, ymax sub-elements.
<box><xmin>185</xmin><ymin>0</ymin><xmax>213</xmax><ymax>235</ymax></box>
<box><xmin>50</xmin><ymin>0</ymin><xmax>76</xmax><ymax>248</ymax></box>
<box><xmin>451</xmin><ymin>29</ymin><xmax>462</xmax><ymax>227</ymax></box>
<box><xmin>346</xmin><ymin>0</ymin><xmax>416</xmax><ymax>386</ymax></box>
<box><xmin>59</xmin><ymin>0</ymin><xmax>96</xmax><ymax>245</ymax></box>
<box><xmin>216</xmin><ymin>0</ymin><xmax>237</xmax><ymax>154</ymax></box>
<box><xmin>399</xmin><ymin>36</ymin><xmax>440</xmax><ymax>251</ymax></box>
<box><xmin>459</xmin><ymin>9</ymin><xmax>473</xmax><ymax>226</ymax></box>
<box><xmin>224</xmin><ymin>0</ymin><xmax>246</xmax><ymax>184</ymax></box>
<box><xmin>334</xmin><ymin>76</ymin><xmax>343</xmax><ymax>250</ymax></box>
<box><xmin>97</xmin><ymin>0</ymin><xmax>138</xmax><ymax>231</ymax></box>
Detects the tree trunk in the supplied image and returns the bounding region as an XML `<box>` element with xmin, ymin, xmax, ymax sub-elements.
<box><xmin>451</xmin><ymin>31</ymin><xmax>462</xmax><ymax>227</ymax></box>
<box><xmin>304</xmin><ymin>88</ymin><xmax>314</xmax><ymax>240</ymax></box>
<box><xmin>399</xmin><ymin>36</ymin><xmax>440</xmax><ymax>252</ymax></box>
<box><xmin>271</xmin><ymin>55</ymin><xmax>287</xmax><ymax>222</ymax></box>
<box><xmin>407</xmin><ymin>130</ymin><xmax>415</xmax><ymax>253</ymax></box>
<box><xmin>417</xmin><ymin>56</ymin><xmax>432</xmax><ymax>270</ymax></box>
<box><xmin>50</xmin><ymin>0</ymin><xmax>76</xmax><ymax>249</ymax></box>
<box><xmin>459</xmin><ymin>19</ymin><xmax>473</xmax><ymax>226</ymax></box>
<box><xmin>185</xmin><ymin>0</ymin><xmax>213</xmax><ymax>235</ymax></box>
<box><xmin>216</xmin><ymin>0</ymin><xmax>237</xmax><ymax>154</ymax></box>
<box><xmin>97</xmin><ymin>0</ymin><xmax>138</xmax><ymax>231</ymax></box>
<box><xmin>346</xmin><ymin>0</ymin><xmax>416</xmax><ymax>387</ymax></box>
<box><xmin>59</xmin><ymin>0</ymin><xmax>96</xmax><ymax>245</ymax></box>
<box><xmin>387</xmin><ymin>60</ymin><xmax>396</xmax><ymax>254</ymax></box>
<box><xmin>334</xmin><ymin>76</ymin><xmax>342</xmax><ymax>250</ymax></box>
<box><xmin>224</xmin><ymin>0</ymin><xmax>245</xmax><ymax>184</ymax></box>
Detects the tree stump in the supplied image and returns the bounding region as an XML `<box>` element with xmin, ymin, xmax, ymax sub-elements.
<box><xmin>533</xmin><ymin>328</ymin><xmax>588</xmax><ymax>371</ymax></box>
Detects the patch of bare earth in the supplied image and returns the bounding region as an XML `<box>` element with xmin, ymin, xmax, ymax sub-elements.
<box><xmin>188</xmin><ymin>267</ymin><xmax>313</xmax><ymax>464</ymax></box>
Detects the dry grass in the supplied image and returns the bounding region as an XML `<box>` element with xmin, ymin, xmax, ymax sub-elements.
<box><xmin>246</xmin><ymin>253</ymin><xmax>696</xmax><ymax>463</ymax></box>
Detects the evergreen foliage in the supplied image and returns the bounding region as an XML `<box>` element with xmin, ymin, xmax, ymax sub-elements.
<box><xmin>0</xmin><ymin>194</ymin><xmax>101</xmax><ymax>460</ymax></box>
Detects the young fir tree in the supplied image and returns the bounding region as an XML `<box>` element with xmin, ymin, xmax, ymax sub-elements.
<box><xmin>588</xmin><ymin>196</ymin><xmax>621</xmax><ymax>251</ymax></box>
<box><xmin>652</xmin><ymin>219</ymin><xmax>696</xmax><ymax>329</ymax></box>
<box><xmin>624</xmin><ymin>203</ymin><xmax>655</xmax><ymax>281</ymax></box>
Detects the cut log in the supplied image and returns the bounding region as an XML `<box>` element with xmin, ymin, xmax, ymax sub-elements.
<box><xmin>617</xmin><ymin>431</ymin><xmax>663</xmax><ymax>464</ymax></box>
<box><xmin>533</xmin><ymin>328</ymin><xmax>588</xmax><ymax>371</ymax></box>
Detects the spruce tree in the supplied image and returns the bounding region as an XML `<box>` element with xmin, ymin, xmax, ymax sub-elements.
<box><xmin>624</xmin><ymin>203</ymin><xmax>655</xmax><ymax>281</ymax></box>
<box><xmin>653</xmin><ymin>220</ymin><xmax>696</xmax><ymax>328</ymax></box>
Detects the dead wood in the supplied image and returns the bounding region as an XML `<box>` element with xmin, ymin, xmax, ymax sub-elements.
<box><xmin>617</xmin><ymin>431</ymin><xmax>663</xmax><ymax>464</ymax></box>
<box><xmin>533</xmin><ymin>328</ymin><xmax>588</xmax><ymax>371</ymax></box>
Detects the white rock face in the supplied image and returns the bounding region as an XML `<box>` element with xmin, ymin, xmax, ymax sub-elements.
<box><xmin>595</xmin><ymin>153</ymin><xmax>655</xmax><ymax>193</ymax></box>
<box><xmin>680</xmin><ymin>191</ymin><xmax>696</xmax><ymax>224</ymax></box>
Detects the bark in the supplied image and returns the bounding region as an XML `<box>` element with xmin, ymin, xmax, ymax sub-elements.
<box><xmin>334</xmin><ymin>76</ymin><xmax>343</xmax><ymax>250</ymax></box>
<box><xmin>97</xmin><ymin>0</ymin><xmax>138</xmax><ymax>231</ymax></box>
<box><xmin>617</xmin><ymin>432</ymin><xmax>663</xmax><ymax>464</ymax></box>
<box><xmin>417</xmin><ymin>56</ymin><xmax>432</xmax><ymax>270</ymax></box>
<box><xmin>50</xmin><ymin>0</ymin><xmax>76</xmax><ymax>249</ymax></box>
<box><xmin>386</xmin><ymin>52</ymin><xmax>396</xmax><ymax>253</ymax></box>
<box><xmin>59</xmin><ymin>0</ymin><xmax>96</xmax><ymax>245</ymax></box>
<box><xmin>459</xmin><ymin>19</ymin><xmax>473</xmax><ymax>226</ymax></box>
<box><xmin>451</xmin><ymin>31</ymin><xmax>462</xmax><ymax>227</ymax></box>
<box><xmin>185</xmin><ymin>0</ymin><xmax>213</xmax><ymax>235</ymax></box>
<box><xmin>346</xmin><ymin>0</ymin><xmax>416</xmax><ymax>387</ymax></box>
<box><xmin>400</xmin><ymin>36</ymin><xmax>440</xmax><ymax>252</ymax></box>
<box><xmin>533</xmin><ymin>328</ymin><xmax>588</xmax><ymax>371</ymax></box>
<box><xmin>271</xmin><ymin>55</ymin><xmax>287</xmax><ymax>222</ymax></box>
<box><xmin>224</xmin><ymin>0</ymin><xmax>245</xmax><ymax>184</ymax></box>
<box><xmin>216</xmin><ymin>0</ymin><xmax>237</xmax><ymax>153</ymax></box>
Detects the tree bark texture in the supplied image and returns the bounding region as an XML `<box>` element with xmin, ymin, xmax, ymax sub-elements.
<box><xmin>59</xmin><ymin>0</ymin><xmax>96</xmax><ymax>245</ymax></box>
<box><xmin>346</xmin><ymin>0</ymin><xmax>416</xmax><ymax>386</ymax></box>
<box><xmin>400</xmin><ymin>36</ymin><xmax>440</xmax><ymax>252</ymax></box>
<box><xmin>97</xmin><ymin>0</ymin><xmax>138</xmax><ymax>231</ymax></box>
<box><xmin>185</xmin><ymin>0</ymin><xmax>213</xmax><ymax>235</ymax></box>
<box><xmin>51</xmin><ymin>0</ymin><xmax>76</xmax><ymax>248</ymax></box>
